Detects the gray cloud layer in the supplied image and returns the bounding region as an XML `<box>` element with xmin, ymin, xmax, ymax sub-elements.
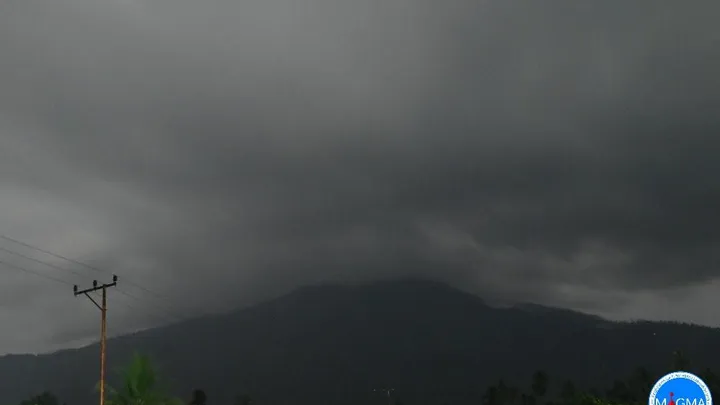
<box><xmin>1</xmin><ymin>0</ymin><xmax>719</xmax><ymax>353</ymax></box>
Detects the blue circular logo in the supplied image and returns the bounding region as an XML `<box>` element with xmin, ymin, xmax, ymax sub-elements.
<box><xmin>649</xmin><ymin>372</ymin><xmax>712</xmax><ymax>405</ymax></box>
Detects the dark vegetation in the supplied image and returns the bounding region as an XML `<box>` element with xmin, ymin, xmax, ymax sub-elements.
<box><xmin>4</xmin><ymin>280</ymin><xmax>720</xmax><ymax>405</ymax></box>
<box><xmin>19</xmin><ymin>350</ymin><xmax>717</xmax><ymax>405</ymax></box>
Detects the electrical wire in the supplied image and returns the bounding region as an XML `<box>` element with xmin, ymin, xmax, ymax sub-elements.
<box><xmin>0</xmin><ymin>255</ymin><xmax>194</xmax><ymax>355</ymax></box>
<box><xmin>0</xmin><ymin>235</ymin><xmax>191</xmax><ymax>321</ymax></box>
<box><xmin>0</xmin><ymin>245</ymin><xmax>90</xmax><ymax>280</ymax></box>
<box><xmin>0</xmin><ymin>258</ymin><xmax>75</xmax><ymax>286</ymax></box>
<box><xmin>0</xmin><ymin>235</ymin><xmax>172</xmax><ymax>302</ymax></box>
<box><xmin>0</xmin><ymin>238</ymin><xmax>190</xmax><ymax>325</ymax></box>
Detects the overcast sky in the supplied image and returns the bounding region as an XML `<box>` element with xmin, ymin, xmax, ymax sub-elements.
<box><xmin>0</xmin><ymin>0</ymin><xmax>719</xmax><ymax>354</ymax></box>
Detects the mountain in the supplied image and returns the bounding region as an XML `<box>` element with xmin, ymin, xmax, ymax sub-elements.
<box><xmin>0</xmin><ymin>278</ymin><xmax>718</xmax><ymax>405</ymax></box>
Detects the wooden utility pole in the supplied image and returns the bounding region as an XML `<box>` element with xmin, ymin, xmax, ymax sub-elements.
<box><xmin>74</xmin><ymin>275</ymin><xmax>118</xmax><ymax>405</ymax></box>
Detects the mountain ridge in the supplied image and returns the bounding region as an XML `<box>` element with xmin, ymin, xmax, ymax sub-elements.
<box><xmin>0</xmin><ymin>278</ymin><xmax>718</xmax><ymax>405</ymax></box>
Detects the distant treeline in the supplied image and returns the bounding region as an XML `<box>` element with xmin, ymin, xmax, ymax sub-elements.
<box><xmin>19</xmin><ymin>350</ymin><xmax>717</xmax><ymax>405</ymax></box>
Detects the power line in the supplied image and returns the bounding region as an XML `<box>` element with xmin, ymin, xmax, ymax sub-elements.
<box><xmin>0</xmin><ymin>257</ymin><xmax>179</xmax><ymax>349</ymax></box>
<box><xmin>88</xmin><ymin>287</ymin><xmax>180</xmax><ymax>335</ymax></box>
<box><xmin>88</xmin><ymin>285</ymin><xmax>186</xmax><ymax>325</ymax></box>
<box><xmin>0</xmin><ymin>258</ymin><xmax>75</xmax><ymax>286</ymax></box>
<box><xmin>0</xmin><ymin>245</ymin><xmax>90</xmax><ymax>280</ymax></box>
<box><xmin>0</xmin><ymin>243</ymin><xmax>186</xmax><ymax>326</ymax></box>
<box><xmin>0</xmin><ymin>235</ymin><xmax>173</xmax><ymax>304</ymax></box>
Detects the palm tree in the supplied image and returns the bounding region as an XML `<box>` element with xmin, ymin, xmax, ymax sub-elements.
<box><xmin>102</xmin><ymin>353</ymin><xmax>182</xmax><ymax>405</ymax></box>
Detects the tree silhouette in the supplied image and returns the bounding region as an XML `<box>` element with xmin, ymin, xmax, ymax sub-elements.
<box><xmin>625</xmin><ymin>367</ymin><xmax>652</xmax><ymax>403</ymax></box>
<box><xmin>234</xmin><ymin>394</ymin><xmax>251</xmax><ymax>405</ymax></box>
<box><xmin>521</xmin><ymin>393</ymin><xmax>535</xmax><ymax>405</ymax></box>
<box><xmin>531</xmin><ymin>371</ymin><xmax>548</xmax><ymax>398</ymax></box>
<box><xmin>699</xmin><ymin>368</ymin><xmax>719</xmax><ymax>394</ymax></box>
<box><xmin>19</xmin><ymin>392</ymin><xmax>61</xmax><ymax>405</ymax></box>
<box><xmin>606</xmin><ymin>380</ymin><xmax>632</xmax><ymax>403</ymax></box>
<box><xmin>672</xmin><ymin>350</ymin><xmax>690</xmax><ymax>370</ymax></box>
<box><xmin>191</xmin><ymin>390</ymin><xmax>207</xmax><ymax>405</ymax></box>
<box><xmin>496</xmin><ymin>380</ymin><xmax>511</xmax><ymax>405</ymax></box>
<box><xmin>483</xmin><ymin>385</ymin><xmax>499</xmax><ymax>405</ymax></box>
<box><xmin>560</xmin><ymin>380</ymin><xmax>576</xmax><ymax>402</ymax></box>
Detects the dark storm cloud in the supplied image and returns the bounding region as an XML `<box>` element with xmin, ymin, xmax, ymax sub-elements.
<box><xmin>1</xmin><ymin>0</ymin><xmax>720</xmax><ymax>352</ymax></box>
